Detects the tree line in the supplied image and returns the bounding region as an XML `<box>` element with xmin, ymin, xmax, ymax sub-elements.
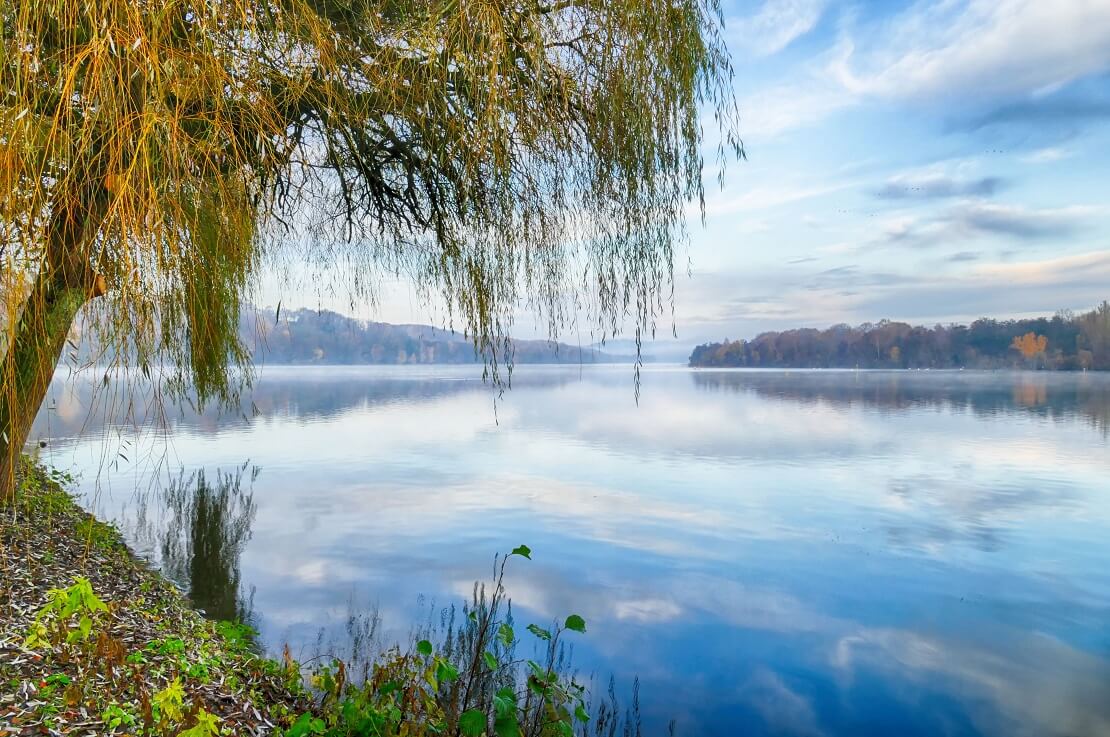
<box><xmin>689</xmin><ymin>302</ymin><xmax>1110</xmax><ymax>370</ymax></box>
<box><xmin>244</xmin><ymin>308</ymin><xmax>617</xmax><ymax>365</ymax></box>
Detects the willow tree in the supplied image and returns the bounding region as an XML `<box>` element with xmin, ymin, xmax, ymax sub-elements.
<box><xmin>0</xmin><ymin>0</ymin><xmax>741</xmax><ymax>499</ymax></box>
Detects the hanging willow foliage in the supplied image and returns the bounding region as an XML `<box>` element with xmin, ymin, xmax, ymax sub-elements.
<box><xmin>0</xmin><ymin>0</ymin><xmax>741</xmax><ymax>495</ymax></box>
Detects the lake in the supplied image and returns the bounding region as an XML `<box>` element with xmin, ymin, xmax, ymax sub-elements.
<box><xmin>30</xmin><ymin>366</ymin><xmax>1110</xmax><ymax>737</ymax></box>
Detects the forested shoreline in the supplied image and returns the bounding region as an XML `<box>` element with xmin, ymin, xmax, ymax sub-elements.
<box><xmin>243</xmin><ymin>308</ymin><xmax>622</xmax><ymax>365</ymax></box>
<box><xmin>65</xmin><ymin>307</ymin><xmax>624</xmax><ymax>367</ymax></box>
<box><xmin>690</xmin><ymin>302</ymin><xmax>1110</xmax><ymax>370</ymax></box>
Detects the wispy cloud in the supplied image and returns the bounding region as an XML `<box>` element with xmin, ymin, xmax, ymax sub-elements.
<box><xmin>962</xmin><ymin>86</ymin><xmax>1110</xmax><ymax>131</ymax></box>
<box><xmin>701</xmin><ymin>178</ymin><xmax>856</xmax><ymax>217</ymax></box>
<box><xmin>740</xmin><ymin>669</ymin><xmax>827</xmax><ymax>737</ymax></box>
<box><xmin>955</xmin><ymin>203</ymin><xmax>1092</xmax><ymax>239</ymax></box>
<box><xmin>875</xmin><ymin>174</ymin><xmax>1006</xmax><ymax>200</ymax></box>
<box><xmin>883</xmin><ymin>202</ymin><xmax>1099</xmax><ymax>247</ymax></box>
<box><xmin>677</xmin><ymin>250</ymin><xmax>1110</xmax><ymax>339</ymax></box>
<box><xmin>829</xmin><ymin>1</ymin><xmax>1110</xmax><ymax>102</ymax></box>
<box><xmin>1020</xmin><ymin>146</ymin><xmax>1074</xmax><ymax>164</ymax></box>
<box><xmin>738</xmin><ymin>80</ymin><xmax>854</xmax><ymax>138</ymax></box>
<box><xmin>805</xmin><ymin>264</ymin><xmax>912</xmax><ymax>290</ymax></box>
<box><xmin>728</xmin><ymin>0</ymin><xmax>827</xmax><ymax>57</ymax></box>
<box><xmin>849</xmin><ymin>250</ymin><xmax>1110</xmax><ymax>322</ymax></box>
<box><xmin>972</xmin><ymin>249</ymin><xmax>1110</xmax><ymax>284</ymax></box>
<box><xmin>741</xmin><ymin>0</ymin><xmax>1110</xmax><ymax>138</ymax></box>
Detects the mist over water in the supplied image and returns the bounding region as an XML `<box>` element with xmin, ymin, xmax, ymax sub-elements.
<box><xmin>31</xmin><ymin>366</ymin><xmax>1110</xmax><ymax>737</ymax></box>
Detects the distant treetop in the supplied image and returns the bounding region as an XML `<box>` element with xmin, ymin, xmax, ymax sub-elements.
<box><xmin>689</xmin><ymin>302</ymin><xmax>1110</xmax><ymax>371</ymax></box>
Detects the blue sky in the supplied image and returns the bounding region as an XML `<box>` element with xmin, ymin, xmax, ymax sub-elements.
<box><xmin>266</xmin><ymin>0</ymin><xmax>1110</xmax><ymax>350</ymax></box>
<box><xmin>676</xmin><ymin>0</ymin><xmax>1110</xmax><ymax>345</ymax></box>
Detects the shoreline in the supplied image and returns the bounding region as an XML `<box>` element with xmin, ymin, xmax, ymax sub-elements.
<box><xmin>1</xmin><ymin>458</ymin><xmax>610</xmax><ymax>737</ymax></box>
<box><xmin>0</xmin><ymin>458</ymin><xmax>310</xmax><ymax>736</ymax></box>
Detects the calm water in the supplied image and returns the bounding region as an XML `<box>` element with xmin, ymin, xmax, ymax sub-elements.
<box><xmin>31</xmin><ymin>366</ymin><xmax>1110</xmax><ymax>737</ymax></box>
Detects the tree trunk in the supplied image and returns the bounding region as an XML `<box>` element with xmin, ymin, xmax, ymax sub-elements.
<box><xmin>0</xmin><ymin>271</ymin><xmax>90</xmax><ymax>501</ymax></box>
<box><xmin>0</xmin><ymin>176</ymin><xmax>107</xmax><ymax>502</ymax></box>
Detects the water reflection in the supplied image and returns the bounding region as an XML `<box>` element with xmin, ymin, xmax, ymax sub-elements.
<box><xmin>35</xmin><ymin>366</ymin><xmax>1110</xmax><ymax>737</ymax></box>
<box><xmin>31</xmin><ymin>366</ymin><xmax>582</xmax><ymax>442</ymax></box>
<box><xmin>692</xmin><ymin>369</ymin><xmax>1110</xmax><ymax>434</ymax></box>
<box><xmin>164</xmin><ymin>465</ymin><xmax>257</xmax><ymax>622</ymax></box>
<box><xmin>128</xmin><ymin>464</ymin><xmax>258</xmax><ymax>623</ymax></box>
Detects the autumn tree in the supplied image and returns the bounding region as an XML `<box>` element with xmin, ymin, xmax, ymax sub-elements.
<box><xmin>1011</xmin><ymin>332</ymin><xmax>1048</xmax><ymax>364</ymax></box>
<box><xmin>0</xmin><ymin>0</ymin><xmax>742</xmax><ymax>498</ymax></box>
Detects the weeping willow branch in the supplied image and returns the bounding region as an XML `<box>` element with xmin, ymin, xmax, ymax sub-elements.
<box><xmin>0</xmin><ymin>0</ymin><xmax>742</xmax><ymax>497</ymax></box>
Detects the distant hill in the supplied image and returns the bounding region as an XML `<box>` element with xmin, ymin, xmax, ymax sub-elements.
<box><xmin>242</xmin><ymin>307</ymin><xmax>624</xmax><ymax>365</ymax></box>
<box><xmin>689</xmin><ymin>302</ymin><xmax>1110</xmax><ymax>371</ymax></box>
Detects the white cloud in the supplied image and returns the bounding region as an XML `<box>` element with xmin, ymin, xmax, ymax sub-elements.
<box><xmin>738</xmin><ymin>78</ymin><xmax>853</xmax><ymax>138</ymax></box>
<box><xmin>729</xmin><ymin>0</ymin><xmax>827</xmax><ymax>57</ymax></box>
<box><xmin>1021</xmin><ymin>146</ymin><xmax>1074</xmax><ymax>164</ymax></box>
<box><xmin>834</xmin><ymin>628</ymin><xmax>1110</xmax><ymax>737</ymax></box>
<box><xmin>612</xmin><ymin>597</ymin><xmax>683</xmax><ymax>623</ymax></box>
<box><xmin>740</xmin><ymin>669</ymin><xmax>828</xmax><ymax>737</ymax></box>
<box><xmin>829</xmin><ymin>0</ymin><xmax>1110</xmax><ymax>102</ymax></box>
<box><xmin>972</xmin><ymin>248</ymin><xmax>1110</xmax><ymax>284</ymax></box>
<box><xmin>741</xmin><ymin>0</ymin><xmax>1110</xmax><ymax>138</ymax></box>
<box><xmin>701</xmin><ymin>178</ymin><xmax>857</xmax><ymax>217</ymax></box>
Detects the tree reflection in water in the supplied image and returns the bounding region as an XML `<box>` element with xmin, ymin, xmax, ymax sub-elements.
<box><xmin>159</xmin><ymin>462</ymin><xmax>258</xmax><ymax>625</ymax></box>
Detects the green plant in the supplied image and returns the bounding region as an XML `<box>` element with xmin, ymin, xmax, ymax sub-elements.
<box><xmin>179</xmin><ymin>708</ymin><xmax>221</xmax><ymax>737</ymax></box>
<box><xmin>286</xmin><ymin>713</ymin><xmax>326</xmax><ymax>737</ymax></box>
<box><xmin>74</xmin><ymin>517</ymin><xmax>119</xmax><ymax>550</ymax></box>
<box><xmin>283</xmin><ymin>545</ymin><xmax>595</xmax><ymax>737</ymax></box>
<box><xmin>215</xmin><ymin>620</ymin><xmax>258</xmax><ymax>653</ymax></box>
<box><xmin>23</xmin><ymin>577</ymin><xmax>108</xmax><ymax>649</ymax></box>
<box><xmin>101</xmin><ymin>703</ymin><xmax>138</xmax><ymax>731</ymax></box>
<box><xmin>153</xmin><ymin>637</ymin><xmax>187</xmax><ymax>656</ymax></box>
<box><xmin>152</xmin><ymin>678</ymin><xmax>186</xmax><ymax>728</ymax></box>
<box><xmin>186</xmin><ymin>660</ymin><xmax>212</xmax><ymax>682</ymax></box>
<box><xmin>46</xmin><ymin>466</ymin><xmax>75</xmax><ymax>487</ymax></box>
<box><xmin>11</xmin><ymin>459</ymin><xmax>74</xmax><ymax>515</ymax></box>
<box><xmin>33</xmin><ymin>672</ymin><xmax>72</xmax><ymax>716</ymax></box>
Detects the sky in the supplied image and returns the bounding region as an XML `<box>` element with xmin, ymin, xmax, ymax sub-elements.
<box><xmin>264</xmin><ymin>0</ymin><xmax>1110</xmax><ymax>352</ymax></box>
